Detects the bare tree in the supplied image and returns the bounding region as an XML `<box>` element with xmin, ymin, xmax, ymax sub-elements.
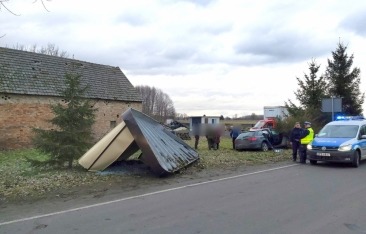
<box><xmin>136</xmin><ymin>85</ymin><xmax>156</xmax><ymax>115</ymax></box>
<box><xmin>175</xmin><ymin>113</ymin><xmax>188</xmax><ymax>120</ymax></box>
<box><xmin>135</xmin><ymin>85</ymin><xmax>176</xmax><ymax>122</ymax></box>
<box><xmin>11</xmin><ymin>43</ymin><xmax>69</xmax><ymax>58</ymax></box>
<box><xmin>154</xmin><ymin>90</ymin><xmax>175</xmax><ymax>122</ymax></box>
<box><xmin>0</xmin><ymin>0</ymin><xmax>50</xmax><ymax>15</ymax></box>
<box><xmin>1</xmin><ymin>0</ymin><xmax>51</xmax><ymax>37</ymax></box>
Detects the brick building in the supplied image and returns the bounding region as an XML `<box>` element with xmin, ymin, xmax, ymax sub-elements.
<box><xmin>0</xmin><ymin>47</ymin><xmax>142</xmax><ymax>150</ymax></box>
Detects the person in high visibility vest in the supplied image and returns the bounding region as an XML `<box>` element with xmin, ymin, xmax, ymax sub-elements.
<box><xmin>299</xmin><ymin>121</ymin><xmax>314</xmax><ymax>164</ymax></box>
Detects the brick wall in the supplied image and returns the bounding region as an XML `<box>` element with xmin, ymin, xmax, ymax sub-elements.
<box><xmin>92</xmin><ymin>99</ymin><xmax>142</xmax><ymax>140</ymax></box>
<box><xmin>0</xmin><ymin>94</ymin><xmax>142</xmax><ymax>150</ymax></box>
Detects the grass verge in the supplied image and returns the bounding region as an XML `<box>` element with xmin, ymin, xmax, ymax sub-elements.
<box><xmin>186</xmin><ymin>137</ymin><xmax>292</xmax><ymax>169</ymax></box>
<box><xmin>0</xmin><ymin>137</ymin><xmax>292</xmax><ymax>202</ymax></box>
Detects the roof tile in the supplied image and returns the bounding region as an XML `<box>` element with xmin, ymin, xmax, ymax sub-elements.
<box><xmin>0</xmin><ymin>47</ymin><xmax>142</xmax><ymax>102</ymax></box>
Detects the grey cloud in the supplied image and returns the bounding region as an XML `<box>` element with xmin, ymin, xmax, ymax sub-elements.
<box><xmin>189</xmin><ymin>22</ymin><xmax>232</xmax><ymax>35</ymax></box>
<box><xmin>115</xmin><ymin>13</ymin><xmax>147</xmax><ymax>26</ymax></box>
<box><xmin>161</xmin><ymin>0</ymin><xmax>216</xmax><ymax>7</ymax></box>
<box><xmin>163</xmin><ymin>44</ymin><xmax>197</xmax><ymax>60</ymax></box>
<box><xmin>82</xmin><ymin>39</ymin><xmax>203</xmax><ymax>75</ymax></box>
<box><xmin>79</xmin><ymin>40</ymin><xmax>187</xmax><ymax>75</ymax></box>
<box><xmin>172</xmin><ymin>88</ymin><xmax>255</xmax><ymax>102</ymax></box>
<box><xmin>179</xmin><ymin>0</ymin><xmax>216</xmax><ymax>7</ymax></box>
<box><xmin>234</xmin><ymin>29</ymin><xmax>332</xmax><ymax>64</ymax></box>
<box><xmin>39</xmin><ymin>14</ymin><xmax>79</xmax><ymax>27</ymax></box>
<box><xmin>91</xmin><ymin>33</ymin><xmax>295</xmax><ymax>76</ymax></box>
<box><xmin>173</xmin><ymin>90</ymin><xmax>256</xmax><ymax>114</ymax></box>
<box><xmin>340</xmin><ymin>10</ymin><xmax>366</xmax><ymax>36</ymax></box>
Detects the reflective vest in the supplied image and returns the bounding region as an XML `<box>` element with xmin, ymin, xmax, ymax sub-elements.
<box><xmin>301</xmin><ymin>127</ymin><xmax>314</xmax><ymax>144</ymax></box>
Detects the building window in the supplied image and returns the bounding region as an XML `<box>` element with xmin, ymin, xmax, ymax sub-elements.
<box><xmin>110</xmin><ymin>121</ymin><xmax>117</xmax><ymax>129</ymax></box>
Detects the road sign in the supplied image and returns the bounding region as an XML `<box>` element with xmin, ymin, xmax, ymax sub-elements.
<box><xmin>322</xmin><ymin>98</ymin><xmax>342</xmax><ymax>112</ymax></box>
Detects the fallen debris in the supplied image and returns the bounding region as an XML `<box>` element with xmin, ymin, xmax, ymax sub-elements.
<box><xmin>79</xmin><ymin>108</ymin><xmax>199</xmax><ymax>176</ymax></box>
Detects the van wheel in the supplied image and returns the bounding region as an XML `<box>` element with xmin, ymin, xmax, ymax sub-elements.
<box><xmin>352</xmin><ymin>151</ymin><xmax>360</xmax><ymax>168</ymax></box>
<box><xmin>310</xmin><ymin>160</ymin><xmax>317</xmax><ymax>165</ymax></box>
<box><xmin>261</xmin><ymin>142</ymin><xmax>269</xmax><ymax>152</ymax></box>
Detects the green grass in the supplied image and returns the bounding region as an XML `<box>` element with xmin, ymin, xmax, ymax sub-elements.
<box><xmin>0</xmin><ymin>137</ymin><xmax>292</xmax><ymax>202</ymax></box>
<box><xmin>0</xmin><ymin>149</ymin><xmax>114</xmax><ymax>202</ymax></box>
<box><xmin>185</xmin><ymin>137</ymin><xmax>292</xmax><ymax>169</ymax></box>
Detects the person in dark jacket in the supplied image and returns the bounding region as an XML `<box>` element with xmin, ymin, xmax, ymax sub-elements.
<box><xmin>193</xmin><ymin>124</ymin><xmax>201</xmax><ymax>150</ymax></box>
<box><xmin>290</xmin><ymin>122</ymin><xmax>302</xmax><ymax>162</ymax></box>
<box><xmin>206</xmin><ymin>125</ymin><xmax>216</xmax><ymax>150</ymax></box>
<box><xmin>213</xmin><ymin>126</ymin><xmax>223</xmax><ymax>150</ymax></box>
<box><xmin>230</xmin><ymin>126</ymin><xmax>241</xmax><ymax>150</ymax></box>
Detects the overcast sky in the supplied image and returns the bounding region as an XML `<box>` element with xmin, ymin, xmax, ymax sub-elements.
<box><xmin>1</xmin><ymin>0</ymin><xmax>366</xmax><ymax>117</ymax></box>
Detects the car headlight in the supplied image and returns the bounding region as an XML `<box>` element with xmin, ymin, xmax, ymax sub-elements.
<box><xmin>338</xmin><ymin>144</ymin><xmax>352</xmax><ymax>151</ymax></box>
<box><xmin>307</xmin><ymin>144</ymin><xmax>312</xmax><ymax>150</ymax></box>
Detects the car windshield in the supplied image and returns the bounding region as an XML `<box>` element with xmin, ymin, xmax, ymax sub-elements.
<box><xmin>253</xmin><ymin>121</ymin><xmax>265</xmax><ymax>128</ymax></box>
<box><xmin>317</xmin><ymin>125</ymin><xmax>359</xmax><ymax>138</ymax></box>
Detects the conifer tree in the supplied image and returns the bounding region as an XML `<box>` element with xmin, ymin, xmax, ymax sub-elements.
<box><xmin>32</xmin><ymin>72</ymin><xmax>96</xmax><ymax>168</ymax></box>
<box><xmin>285</xmin><ymin>59</ymin><xmax>328</xmax><ymax>120</ymax></box>
<box><xmin>325</xmin><ymin>42</ymin><xmax>364</xmax><ymax>115</ymax></box>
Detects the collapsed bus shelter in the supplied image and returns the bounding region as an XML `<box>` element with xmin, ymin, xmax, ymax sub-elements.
<box><xmin>79</xmin><ymin>108</ymin><xmax>199</xmax><ymax>176</ymax></box>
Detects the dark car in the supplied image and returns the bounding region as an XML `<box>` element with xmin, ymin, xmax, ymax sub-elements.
<box><xmin>234</xmin><ymin>128</ymin><xmax>287</xmax><ymax>151</ymax></box>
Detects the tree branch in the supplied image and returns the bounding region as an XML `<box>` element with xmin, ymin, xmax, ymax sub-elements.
<box><xmin>0</xmin><ymin>0</ymin><xmax>51</xmax><ymax>15</ymax></box>
<box><xmin>0</xmin><ymin>1</ymin><xmax>21</xmax><ymax>16</ymax></box>
<box><xmin>33</xmin><ymin>0</ymin><xmax>50</xmax><ymax>12</ymax></box>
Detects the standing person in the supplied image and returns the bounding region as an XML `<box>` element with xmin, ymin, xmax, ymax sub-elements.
<box><xmin>230</xmin><ymin>125</ymin><xmax>240</xmax><ymax>150</ymax></box>
<box><xmin>299</xmin><ymin>121</ymin><xmax>314</xmax><ymax>164</ymax></box>
<box><xmin>206</xmin><ymin>125</ymin><xmax>215</xmax><ymax>150</ymax></box>
<box><xmin>290</xmin><ymin>122</ymin><xmax>302</xmax><ymax>162</ymax></box>
<box><xmin>193</xmin><ymin>124</ymin><xmax>200</xmax><ymax>150</ymax></box>
<box><xmin>214</xmin><ymin>126</ymin><xmax>221</xmax><ymax>150</ymax></box>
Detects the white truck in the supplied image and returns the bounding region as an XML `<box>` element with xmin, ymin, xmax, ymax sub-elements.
<box><xmin>251</xmin><ymin>106</ymin><xmax>288</xmax><ymax>130</ymax></box>
<box><xmin>263</xmin><ymin>106</ymin><xmax>288</xmax><ymax>119</ymax></box>
<box><xmin>250</xmin><ymin>106</ymin><xmax>290</xmax><ymax>148</ymax></box>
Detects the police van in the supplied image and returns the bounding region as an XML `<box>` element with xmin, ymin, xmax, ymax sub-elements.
<box><xmin>307</xmin><ymin>116</ymin><xmax>366</xmax><ymax>167</ymax></box>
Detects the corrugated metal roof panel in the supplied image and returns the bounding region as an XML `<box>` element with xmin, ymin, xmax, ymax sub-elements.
<box><xmin>122</xmin><ymin>108</ymin><xmax>199</xmax><ymax>176</ymax></box>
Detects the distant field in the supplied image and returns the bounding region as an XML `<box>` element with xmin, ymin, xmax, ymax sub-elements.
<box><xmin>178</xmin><ymin>119</ymin><xmax>258</xmax><ymax>124</ymax></box>
<box><xmin>221</xmin><ymin>119</ymin><xmax>258</xmax><ymax>125</ymax></box>
<box><xmin>178</xmin><ymin>119</ymin><xmax>259</xmax><ymax>129</ymax></box>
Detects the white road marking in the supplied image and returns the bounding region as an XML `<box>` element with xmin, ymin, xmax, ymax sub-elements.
<box><xmin>0</xmin><ymin>164</ymin><xmax>298</xmax><ymax>226</ymax></box>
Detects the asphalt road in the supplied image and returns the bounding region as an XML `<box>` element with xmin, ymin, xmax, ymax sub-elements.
<box><xmin>2</xmin><ymin>162</ymin><xmax>366</xmax><ymax>234</ymax></box>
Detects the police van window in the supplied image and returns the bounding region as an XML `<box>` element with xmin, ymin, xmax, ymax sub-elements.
<box><xmin>360</xmin><ymin>125</ymin><xmax>366</xmax><ymax>137</ymax></box>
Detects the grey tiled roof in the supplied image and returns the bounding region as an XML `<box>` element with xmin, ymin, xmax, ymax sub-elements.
<box><xmin>0</xmin><ymin>47</ymin><xmax>142</xmax><ymax>102</ymax></box>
